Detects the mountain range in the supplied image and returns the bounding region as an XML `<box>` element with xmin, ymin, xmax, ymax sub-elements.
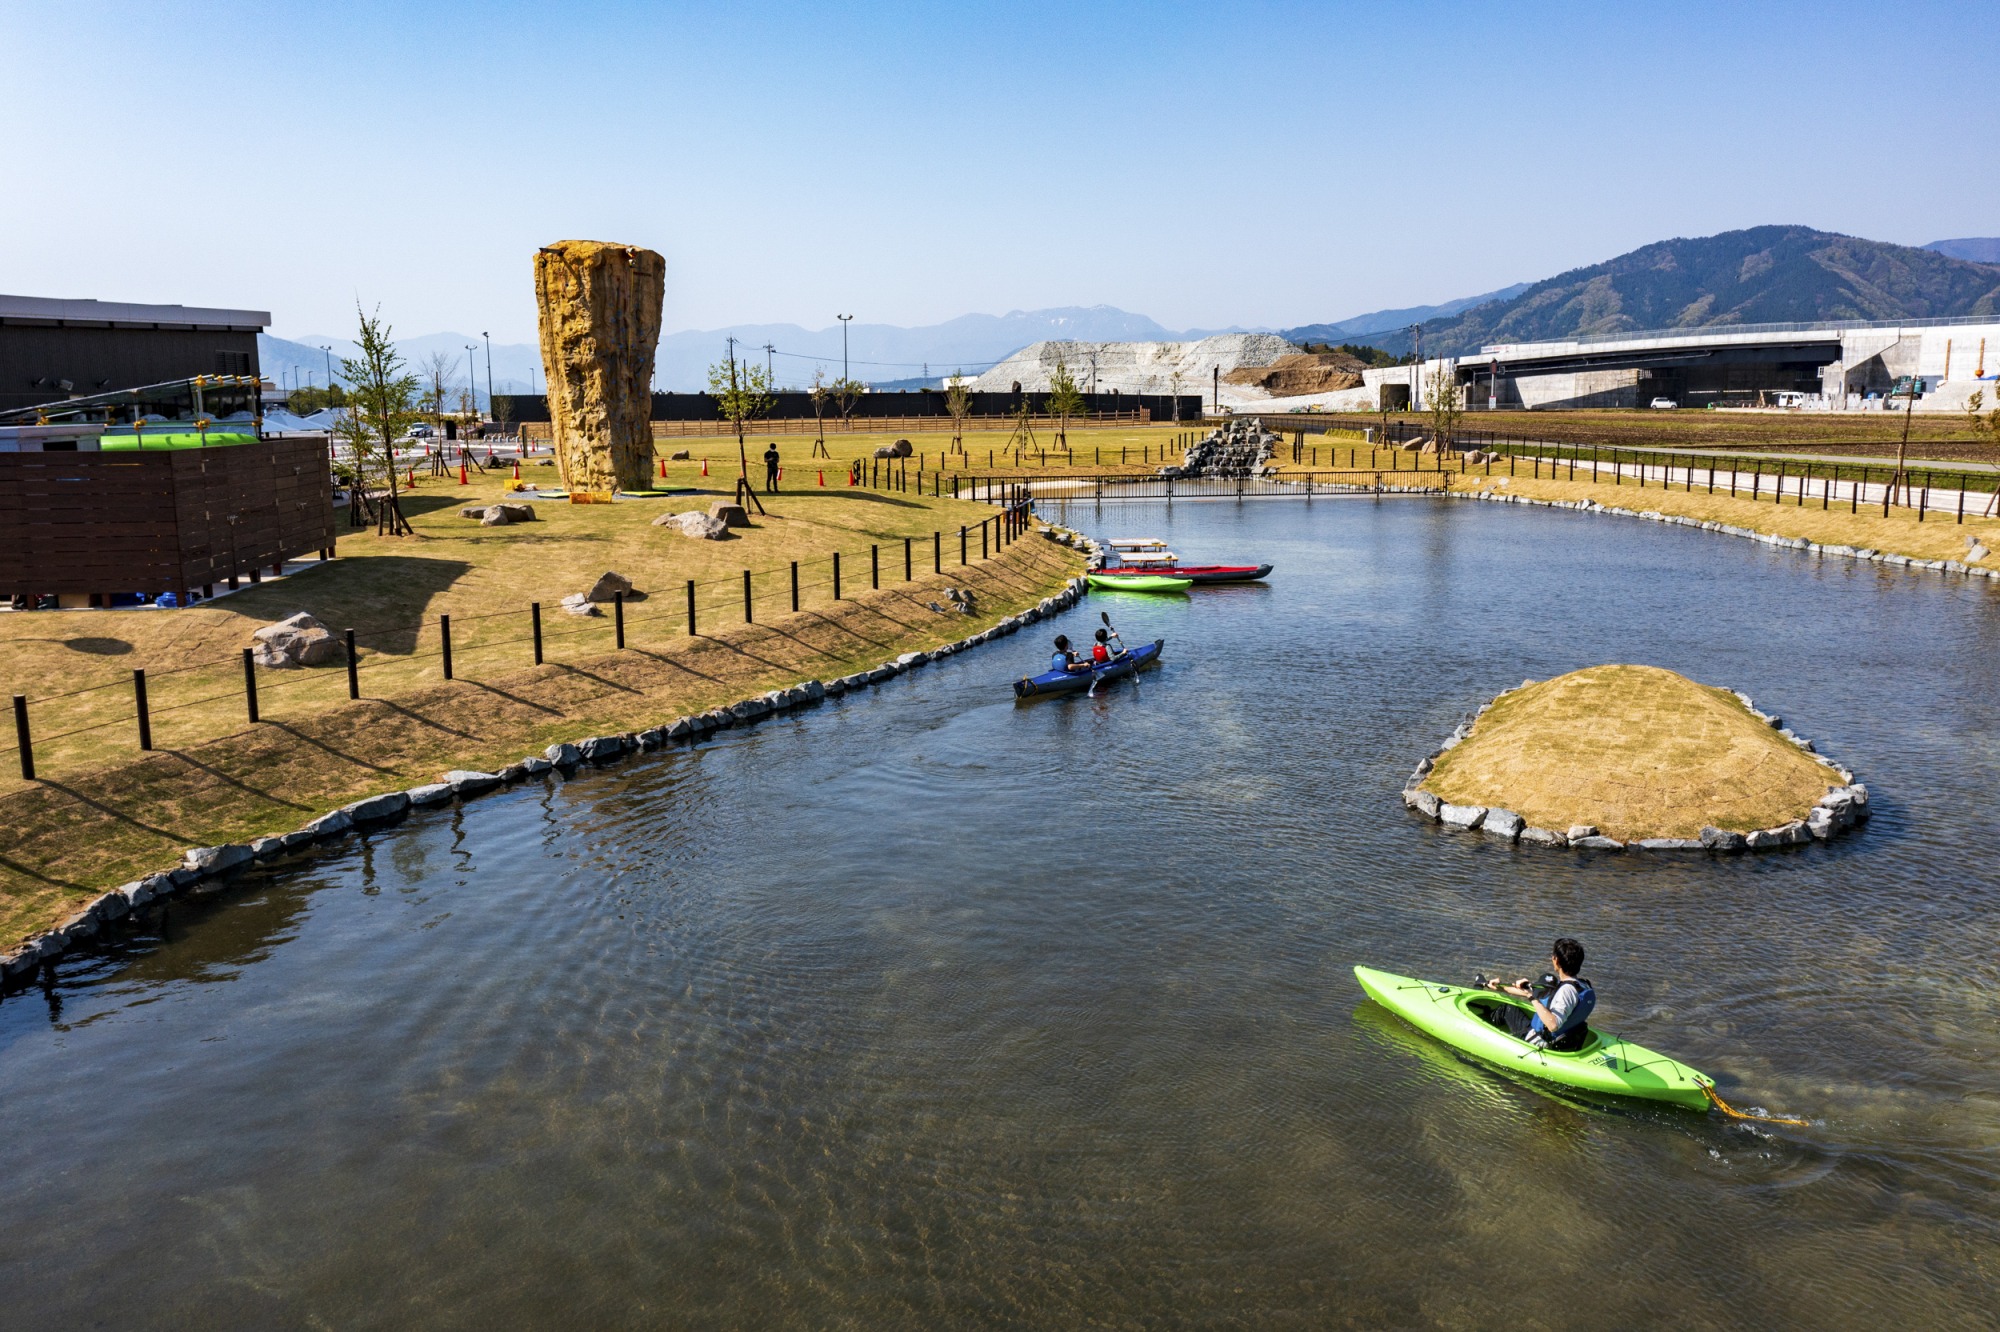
<box><xmin>1351</xmin><ymin>226</ymin><xmax>2000</xmax><ymax>359</ymax></box>
<box><xmin>260</xmin><ymin>227</ymin><xmax>2000</xmax><ymax>397</ymax></box>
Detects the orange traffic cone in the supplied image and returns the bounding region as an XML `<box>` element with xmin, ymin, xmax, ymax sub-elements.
<box><xmin>701</xmin><ymin>458</ymin><xmax>708</xmax><ymax>477</ymax></box>
<box><xmin>406</xmin><ymin>464</ymin><xmax>416</xmax><ymax>487</ymax></box>
<box><xmin>658</xmin><ymin>458</ymin><xmax>666</xmax><ymax>479</ymax></box>
<box><xmin>459</xmin><ymin>461</ymin><xmax>468</xmax><ymax>485</ymax></box>
<box><xmin>817</xmin><ymin>470</ymin><xmax>824</xmax><ymax>486</ymax></box>
<box><xmin>512</xmin><ymin>459</ymin><xmax>521</xmax><ymax>479</ymax></box>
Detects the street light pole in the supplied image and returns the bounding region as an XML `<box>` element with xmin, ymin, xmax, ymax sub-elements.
<box><xmin>837</xmin><ymin>314</ymin><xmax>853</xmax><ymax>385</ymax></box>
<box><xmin>319</xmin><ymin>345</ymin><xmax>333</xmax><ymax>388</ymax></box>
<box><xmin>465</xmin><ymin>345</ymin><xmax>479</xmax><ymax>420</ymax></box>
<box><xmin>481</xmin><ymin>332</ymin><xmax>494</xmax><ymax>409</ymax></box>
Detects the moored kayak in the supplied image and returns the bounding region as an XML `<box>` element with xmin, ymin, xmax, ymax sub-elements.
<box><xmin>1093</xmin><ymin>563</ymin><xmax>1274</xmax><ymax>585</ymax></box>
<box><xmin>1353</xmin><ymin>965</ymin><xmax>1713</xmax><ymax>1110</ymax></box>
<box><xmin>1085</xmin><ymin>573</ymin><xmax>1192</xmax><ymax>593</ymax></box>
<box><xmin>1014</xmin><ymin>638</ymin><xmax>1165</xmax><ymax>698</ymax></box>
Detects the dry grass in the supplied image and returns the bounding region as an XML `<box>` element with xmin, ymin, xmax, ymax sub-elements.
<box><xmin>1422</xmin><ymin>666</ymin><xmax>1840</xmax><ymax>840</ymax></box>
<box><xmin>0</xmin><ymin>466</ymin><xmax>1083</xmax><ymax>945</ymax></box>
<box><xmin>1312</xmin><ymin>408</ymin><xmax>1990</xmax><ymax>455</ymax></box>
<box><xmin>1440</xmin><ymin>469</ymin><xmax>2000</xmax><ymax>565</ymax></box>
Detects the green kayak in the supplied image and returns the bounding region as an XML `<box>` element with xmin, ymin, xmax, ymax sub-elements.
<box><xmin>1085</xmin><ymin>573</ymin><xmax>1192</xmax><ymax>593</ymax></box>
<box><xmin>1354</xmin><ymin>965</ymin><xmax>1713</xmax><ymax>1110</ymax></box>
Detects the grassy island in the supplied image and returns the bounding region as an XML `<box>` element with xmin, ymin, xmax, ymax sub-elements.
<box><xmin>1421</xmin><ymin>665</ymin><xmax>1842</xmax><ymax>841</ymax></box>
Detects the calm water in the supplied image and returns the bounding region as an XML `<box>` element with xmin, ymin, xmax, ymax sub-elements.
<box><xmin>5</xmin><ymin>497</ymin><xmax>2000</xmax><ymax>1329</ymax></box>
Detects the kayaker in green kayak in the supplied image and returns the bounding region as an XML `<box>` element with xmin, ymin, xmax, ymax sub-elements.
<box><xmin>1481</xmin><ymin>937</ymin><xmax>1595</xmax><ymax>1051</ymax></box>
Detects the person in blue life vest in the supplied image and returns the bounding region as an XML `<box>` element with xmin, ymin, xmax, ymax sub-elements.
<box><xmin>1488</xmin><ymin>937</ymin><xmax>1595</xmax><ymax>1051</ymax></box>
<box><xmin>1050</xmin><ymin>635</ymin><xmax>1091</xmax><ymax>674</ymax></box>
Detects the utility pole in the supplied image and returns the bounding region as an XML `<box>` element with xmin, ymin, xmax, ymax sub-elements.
<box><xmin>465</xmin><ymin>345</ymin><xmax>479</xmax><ymax>417</ymax></box>
<box><xmin>1212</xmin><ymin>365</ymin><xmax>1219</xmax><ymax>417</ymax></box>
<box><xmin>1409</xmin><ymin>323</ymin><xmax>1423</xmax><ymax>411</ymax></box>
<box><xmin>482</xmin><ymin>332</ymin><xmax>494</xmax><ymax>408</ymax></box>
<box><xmin>763</xmin><ymin>341</ymin><xmax>775</xmax><ymax>385</ymax></box>
<box><xmin>319</xmin><ymin>345</ymin><xmax>334</xmax><ymax>388</ymax></box>
<box><xmin>837</xmin><ymin>314</ymin><xmax>853</xmax><ymax>386</ymax></box>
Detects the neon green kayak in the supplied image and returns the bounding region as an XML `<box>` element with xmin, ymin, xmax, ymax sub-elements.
<box><xmin>1085</xmin><ymin>573</ymin><xmax>1191</xmax><ymax>593</ymax></box>
<box><xmin>1354</xmin><ymin>965</ymin><xmax>1714</xmax><ymax>1110</ymax></box>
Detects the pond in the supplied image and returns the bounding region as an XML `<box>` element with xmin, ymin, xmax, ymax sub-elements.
<box><xmin>4</xmin><ymin>495</ymin><xmax>1998</xmax><ymax>1328</ymax></box>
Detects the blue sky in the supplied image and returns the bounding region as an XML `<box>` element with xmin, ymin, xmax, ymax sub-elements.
<box><xmin>1</xmin><ymin>0</ymin><xmax>1992</xmax><ymax>342</ymax></box>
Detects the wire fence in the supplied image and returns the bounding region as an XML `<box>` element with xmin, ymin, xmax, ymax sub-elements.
<box><xmin>3</xmin><ymin>477</ymin><xmax>1041</xmax><ymax>779</ymax></box>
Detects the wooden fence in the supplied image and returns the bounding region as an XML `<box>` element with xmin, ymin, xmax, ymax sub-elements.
<box><xmin>1</xmin><ymin>438</ymin><xmax>336</xmax><ymax>602</ymax></box>
<box><xmin>519</xmin><ymin>411</ymin><xmax>1158</xmax><ymax>443</ymax></box>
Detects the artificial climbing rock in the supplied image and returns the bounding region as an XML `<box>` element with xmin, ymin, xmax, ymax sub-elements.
<box><xmin>534</xmin><ymin>239</ymin><xmax>665</xmax><ymax>494</ymax></box>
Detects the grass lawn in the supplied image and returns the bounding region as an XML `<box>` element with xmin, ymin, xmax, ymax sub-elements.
<box><xmin>0</xmin><ymin>469</ymin><xmax>1083</xmax><ymax>945</ymax></box>
<box><xmin>1423</xmin><ymin>665</ymin><xmax>1841</xmax><ymax>841</ymax></box>
<box><xmin>634</xmin><ymin>424</ymin><xmax>1201</xmax><ymax>480</ymax></box>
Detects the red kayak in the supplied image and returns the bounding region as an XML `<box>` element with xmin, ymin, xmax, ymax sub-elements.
<box><xmin>1092</xmin><ymin>563</ymin><xmax>1272</xmax><ymax>585</ymax></box>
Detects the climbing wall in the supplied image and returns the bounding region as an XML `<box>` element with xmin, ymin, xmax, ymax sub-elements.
<box><xmin>533</xmin><ymin>240</ymin><xmax>665</xmax><ymax>493</ymax></box>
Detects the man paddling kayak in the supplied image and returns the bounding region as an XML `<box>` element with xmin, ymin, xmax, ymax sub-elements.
<box><xmin>1050</xmin><ymin>635</ymin><xmax>1091</xmax><ymax>674</ymax></box>
<box><xmin>1482</xmin><ymin>937</ymin><xmax>1595</xmax><ymax>1052</ymax></box>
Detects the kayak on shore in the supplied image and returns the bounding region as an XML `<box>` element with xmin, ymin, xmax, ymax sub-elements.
<box><xmin>1101</xmin><ymin>537</ymin><xmax>1273</xmax><ymax>584</ymax></box>
<box><xmin>1353</xmin><ymin>965</ymin><xmax>1714</xmax><ymax>1111</ymax></box>
<box><xmin>1091</xmin><ymin>563</ymin><xmax>1274</xmax><ymax>585</ymax></box>
<box><xmin>1014</xmin><ymin>638</ymin><xmax>1165</xmax><ymax>698</ymax></box>
<box><xmin>1084</xmin><ymin>573</ymin><xmax>1191</xmax><ymax>593</ymax></box>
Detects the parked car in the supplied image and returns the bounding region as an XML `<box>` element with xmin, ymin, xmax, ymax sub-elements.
<box><xmin>1649</xmin><ymin>397</ymin><xmax>1678</xmax><ymax>409</ymax></box>
<box><xmin>407</xmin><ymin>423</ymin><xmax>435</xmax><ymax>439</ymax></box>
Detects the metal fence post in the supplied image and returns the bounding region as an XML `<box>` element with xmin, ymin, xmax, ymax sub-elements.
<box><xmin>530</xmin><ymin>606</ymin><xmax>542</xmax><ymax>665</ymax></box>
<box><xmin>833</xmin><ymin>552</ymin><xmax>842</xmax><ymax>600</ymax></box>
<box><xmin>12</xmin><ymin>695</ymin><xmax>30</xmax><ymax>781</ymax></box>
<box><xmin>791</xmin><ymin>561</ymin><xmax>799</xmax><ymax>611</ymax></box>
<box><xmin>743</xmin><ymin>570</ymin><xmax>753</xmax><ymax>622</ymax></box>
<box><xmin>242</xmin><ymin>648</ymin><xmax>260</xmax><ymax>722</ymax></box>
<box><xmin>960</xmin><ymin>526</ymin><xmax>967</xmax><ymax>565</ymax></box>
<box><xmin>871</xmin><ymin>544</ymin><xmax>879</xmax><ymax>589</ymax></box>
<box><xmin>934</xmin><ymin>531</ymin><xmax>942</xmax><ymax>573</ymax></box>
<box><xmin>134</xmin><ymin>669</ymin><xmax>151</xmax><ymax>750</ymax></box>
<box><xmin>904</xmin><ymin>536</ymin><xmax>912</xmax><ymax>581</ymax></box>
<box><xmin>687</xmin><ymin>580</ymin><xmax>697</xmax><ymax>635</ymax></box>
<box><xmin>346</xmin><ymin>628</ymin><xmax>360</xmax><ymax>695</ymax></box>
<box><xmin>614</xmin><ymin>592</ymin><xmax>625</xmax><ymax>647</ymax></box>
<box><xmin>441</xmin><ymin>615</ymin><xmax>454</xmax><ymax>678</ymax></box>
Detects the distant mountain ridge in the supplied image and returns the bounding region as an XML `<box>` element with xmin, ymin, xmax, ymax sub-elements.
<box><xmin>1279</xmin><ymin>283</ymin><xmax>1532</xmax><ymax>347</ymax></box>
<box><xmin>262</xmin><ymin>306</ymin><xmax>1260</xmax><ymax>396</ymax></box>
<box><xmin>1399</xmin><ymin>226</ymin><xmax>2000</xmax><ymax>359</ymax></box>
<box><xmin>1927</xmin><ymin>237</ymin><xmax>2000</xmax><ymax>264</ymax></box>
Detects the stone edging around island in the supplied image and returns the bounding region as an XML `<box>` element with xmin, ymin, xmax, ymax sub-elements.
<box><xmin>1446</xmin><ymin>485</ymin><xmax>2000</xmax><ymax>582</ymax></box>
<box><xmin>1400</xmin><ymin>683</ymin><xmax>1870</xmax><ymax>854</ymax></box>
<box><xmin>0</xmin><ymin>569</ymin><xmax>1095</xmax><ymax>988</ymax></box>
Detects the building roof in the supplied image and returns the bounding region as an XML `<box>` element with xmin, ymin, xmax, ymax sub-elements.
<box><xmin>0</xmin><ymin>294</ymin><xmax>269</xmax><ymax>332</ymax></box>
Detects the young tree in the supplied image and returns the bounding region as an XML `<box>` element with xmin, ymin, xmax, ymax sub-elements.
<box><xmin>421</xmin><ymin>350</ymin><xmax>457</xmax><ymax>439</ymax></box>
<box><xmin>1044</xmin><ymin>354</ymin><xmax>1083</xmax><ymax>450</ymax></box>
<box><xmin>707</xmin><ymin>350</ymin><xmax>776</xmax><ymax>510</ymax></box>
<box><xmin>945</xmin><ymin>378</ymin><xmax>973</xmax><ymax>450</ymax></box>
<box><xmin>831</xmin><ymin>374</ymin><xmax>865</xmax><ymax>430</ymax></box>
<box><xmin>808</xmin><ymin>368</ymin><xmax>832</xmax><ymax>455</ymax></box>
<box><xmin>339</xmin><ymin>304</ymin><xmax>420</xmax><ymax>535</ymax></box>
<box><xmin>1423</xmin><ymin>363</ymin><xmax>1464</xmax><ymax>453</ymax></box>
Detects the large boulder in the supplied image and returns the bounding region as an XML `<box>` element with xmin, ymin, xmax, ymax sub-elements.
<box><xmin>890</xmin><ymin>438</ymin><xmax>913</xmax><ymax>457</ymax></box>
<box><xmin>708</xmin><ymin>501</ymin><xmax>749</xmax><ymax>528</ymax></box>
<box><xmin>251</xmin><ymin>612</ymin><xmax>341</xmax><ymax>668</ymax></box>
<box><xmin>654</xmin><ymin>510</ymin><xmax>731</xmax><ymax>539</ymax></box>
<box><xmin>585</xmin><ymin>571</ymin><xmax>635</xmax><ymax>602</ymax></box>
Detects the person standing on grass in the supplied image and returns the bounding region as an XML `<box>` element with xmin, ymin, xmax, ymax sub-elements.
<box><xmin>763</xmin><ymin>443</ymin><xmax>781</xmax><ymax>493</ymax></box>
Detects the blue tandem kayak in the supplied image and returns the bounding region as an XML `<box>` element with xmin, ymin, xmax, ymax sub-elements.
<box><xmin>1013</xmin><ymin>639</ymin><xmax>1165</xmax><ymax>699</ymax></box>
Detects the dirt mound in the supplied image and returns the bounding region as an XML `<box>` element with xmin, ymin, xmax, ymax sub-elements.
<box><xmin>1223</xmin><ymin>352</ymin><xmax>1367</xmax><ymax>396</ymax></box>
<box><xmin>1421</xmin><ymin>665</ymin><xmax>1839</xmax><ymax>840</ymax></box>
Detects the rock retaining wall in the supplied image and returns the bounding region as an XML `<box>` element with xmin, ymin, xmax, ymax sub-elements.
<box><xmin>1</xmin><ymin>571</ymin><xmax>1094</xmax><ymax>990</ymax></box>
<box><xmin>1400</xmin><ymin>683</ymin><xmax>1869</xmax><ymax>854</ymax></box>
